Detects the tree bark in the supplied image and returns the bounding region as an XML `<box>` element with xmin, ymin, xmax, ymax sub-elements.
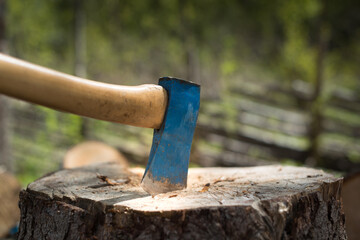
<box><xmin>18</xmin><ymin>163</ymin><xmax>346</xmax><ymax>240</ymax></box>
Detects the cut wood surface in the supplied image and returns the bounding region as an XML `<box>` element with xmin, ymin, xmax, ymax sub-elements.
<box><xmin>18</xmin><ymin>163</ymin><xmax>346</xmax><ymax>240</ymax></box>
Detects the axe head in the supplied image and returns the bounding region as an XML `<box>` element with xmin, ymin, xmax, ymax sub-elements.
<box><xmin>141</xmin><ymin>77</ymin><xmax>200</xmax><ymax>195</ymax></box>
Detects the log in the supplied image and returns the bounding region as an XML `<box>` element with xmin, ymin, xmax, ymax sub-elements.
<box><xmin>63</xmin><ymin>141</ymin><xmax>129</xmax><ymax>169</ymax></box>
<box><xmin>18</xmin><ymin>163</ymin><xmax>346</xmax><ymax>240</ymax></box>
<box><xmin>0</xmin><ymin>170</ymin><xmax>21</xmax><ymax>238</ymax></box>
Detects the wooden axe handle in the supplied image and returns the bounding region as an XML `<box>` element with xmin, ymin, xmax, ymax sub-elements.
<box><xmin>0</xmin><ymin>54</ymin><xmax>167</xmax><ymax>129</ymax></box>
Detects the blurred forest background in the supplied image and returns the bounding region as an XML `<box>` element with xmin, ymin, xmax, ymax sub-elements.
<box><xmin>0</xmin><ymin>0</ymin><xmax>359</xmax><ymax>186</ymax></box>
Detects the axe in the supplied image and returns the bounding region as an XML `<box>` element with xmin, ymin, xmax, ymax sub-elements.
<box><xmin>0</xmin><ymin>53</ymin><xmax>200</xmax><ymax>195</ymax></box>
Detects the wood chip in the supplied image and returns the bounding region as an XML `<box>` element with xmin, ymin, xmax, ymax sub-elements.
<box><xmin>200</xmin><ymin>183</ymin><xmax>211</xmax><ymax>192</ymax></box>
<box><xmin>96</xmin><ymin>174</ymin><xmax>130</xmax><ymax>186</ymax></box>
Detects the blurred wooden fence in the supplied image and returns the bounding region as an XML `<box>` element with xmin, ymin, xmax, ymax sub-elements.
<box><xmin>195</xmin><ymin>79</ymin><xmax>360</xmax><ymax>172</ymax></box>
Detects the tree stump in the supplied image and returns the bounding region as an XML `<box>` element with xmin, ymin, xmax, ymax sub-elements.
<box><xmin>18</xmin><ymin>163</ymin><xmax>346</xmax><ymax>240</ymax></box>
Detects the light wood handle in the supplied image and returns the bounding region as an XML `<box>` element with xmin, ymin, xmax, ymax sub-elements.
<box><xmin>0</xmin><ymin>53</ymin><xmax>167</xmax><ymax>129</ymax></box>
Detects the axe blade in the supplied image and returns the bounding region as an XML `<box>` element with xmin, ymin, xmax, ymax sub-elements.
<box><xmin>141</xmin><ymin>77</ymin><xmax>200</xmax><ymax>195</ymax></box>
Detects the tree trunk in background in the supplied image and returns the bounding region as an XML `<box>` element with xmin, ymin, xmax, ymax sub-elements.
<box><xmin>74</xmin><ymin>0</ymin><xmax>89</xmax><ymax>140</ymax></box>
<box><xmin>179</xmin><ymin>1</ymin><xmax>220</xmax><ymax>100</ymax></box>
<box><xmin>179</xmin><ymin>0</ymin><xmax>202</xmax><ymax>161</ymax></box>
<box><xmin>307</xmin><ymin>2</ymin><xmax>329</xmax><ymax>167</ymax></box>
<box><xmin>0</xmin><ymin>97</ymin><xmax>11</xmax><ymax>172</ymax></box>
<box><xmin>184</xmin><ymin>39</ymin><xmax>200</xmax><ymax>85</ymax></box>
<box><xmin>0</xmin><ymin>0</ymin><xmax>5</xmax><ymax>51</ymax></box>
<box><xmin>0</xmin><ymin>0</ymin><xmax>12</xmax><ymax>172</ymax></box>
<box><xmin>179</xmin><ymin>0</ymin><xmax>200</xmax><ymax>85</ymax></box>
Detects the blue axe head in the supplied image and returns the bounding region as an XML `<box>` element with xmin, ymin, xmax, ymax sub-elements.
<box><xmin>141</xmin><ymin>77</ymin><xmax>200</xmax><ymax>195</ymax></box>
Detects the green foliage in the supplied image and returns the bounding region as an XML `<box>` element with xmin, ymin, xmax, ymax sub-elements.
<box><xmin>7</xmin><ymin>0</ymin><xmax>73</xmax><ymax>71</ymax></box>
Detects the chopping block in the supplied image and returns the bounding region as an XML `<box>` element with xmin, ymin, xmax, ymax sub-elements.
<box><xmin>18</xmin><ymin>162</ymin><xmax>347</xmax><ymax>240</ymax></box>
